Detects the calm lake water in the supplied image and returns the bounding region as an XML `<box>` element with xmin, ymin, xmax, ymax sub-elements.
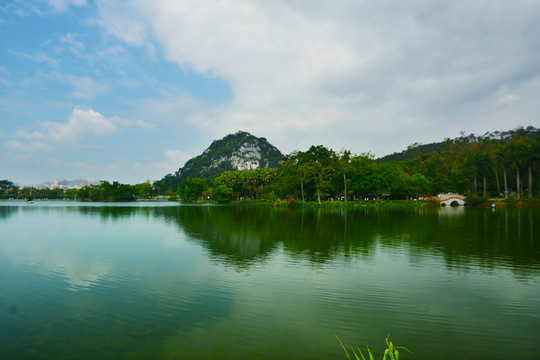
<box><xmin>1</xmin><ymin>201</ymin><xmax>539</xmax><ymax>360</ymax></box>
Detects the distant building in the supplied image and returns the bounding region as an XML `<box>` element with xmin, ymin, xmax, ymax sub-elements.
<box><xmin>19</xmin><ymin>183</ymin><xmax>49</xmax><ymax>190</ymax></box>
<box><xmin>74</xmin><ymin>178</ymin><xmax>89</xmax><ymax>188</ymax></box>
<box><xmin>51</xmin><ymin>179</ymin><xmax>69</xmax><ymax>190</ymax></box>
<box><xmin>18</xmin><ymin>178</ymin><xmax>103</xmax><ymax>190</ymax></box>
<box><xmin>88</xmin><ymin>179</ymin><xmax>102</xmax><ymax>186</ymax></box>
<box><xmin>75</xmin><ymin>178</ymin><xmax>102</xmax><ymax>188</ymax></box>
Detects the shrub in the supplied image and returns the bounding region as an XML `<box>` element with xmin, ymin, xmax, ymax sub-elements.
<box><xmin>286</xmin><ymin>195</ymin><xmax>296</xmax><ymax>208</ymax></box>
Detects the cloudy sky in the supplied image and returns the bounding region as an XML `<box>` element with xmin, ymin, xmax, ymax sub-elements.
<box><xmin>1</xmin><ymin>0</ymin><xmax>539</xmax><ymax>184</ymax></box>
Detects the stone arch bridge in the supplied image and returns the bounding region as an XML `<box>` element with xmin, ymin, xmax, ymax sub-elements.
<box><xmin>438</xmin><ymin>193</ymin><xmax>466</xmax><ymax>206</ymax></box>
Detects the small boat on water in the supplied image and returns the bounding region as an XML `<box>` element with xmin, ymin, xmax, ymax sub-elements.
<box><xmin>27</xmin><ymin>198</ymin><xmax>34</xmax><ymax>204</ymax></box>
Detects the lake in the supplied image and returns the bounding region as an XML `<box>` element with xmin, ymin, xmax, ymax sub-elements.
<box><xmin>1</xmin><ymin>201</ymin><xmax>539</xmax><ymax>359</ymax></box>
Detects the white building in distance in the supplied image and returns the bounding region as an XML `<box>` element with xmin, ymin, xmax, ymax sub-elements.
<box><xmin>19</xmin><ymin>178</ymin><xmax>102</xmax><ymax>190</ymax></box>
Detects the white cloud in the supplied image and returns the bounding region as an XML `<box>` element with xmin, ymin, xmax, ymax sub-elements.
<box><xmin>49</xmin><ymin>72</ymin><xmax>108</xmax><ymax>100</ymax></box>
<box><xmin>128</xmin><ymin>149</ymin><xmax>191</xmax><ymax>181</ymax></box>
<box><xmin>42</xmin><ymin>106</ymin><xmax>119</xmax><ymax>142</ymax></box>
<box><xmin>4</xmin><ymin>106</ymin><xmax>155</xmax><ymax>161</ymax></box>
<box><xmin>5</xmin><ymin>107</ymin><xmax>156</xmax><ymax>159</ymax></box>
<box><xmin>133</xmin><ymin>90</ymin><xmax>216</xmax><ymax>129</ymax></box>
<box><xmin>5</xmin><ymin>140</ymin><xmax>54</xmax><ymax>152</ymax></box>
<box><xmin>165</xmin><ymin>149</ymin><xmax>191</xmax><ymax>166</ymax></box>
<box><xmin>112</xmin><ymin>116</ymin><xmax>156</xmax><ymax>129</ymax></box>
<box><xmin>496</xmin><ymin>94</ymin><xmax>520</xmax><ymax>105</ymax></box>
<box><xmin>15</xmin><ymin>130</ymin><xmax>46</xmax><ymax>140</ymax></box>
<box><xmin>48</xmin><ymin>0</ymin><xmax>87</xmax><ymax>12</ymax></box>
<box><xmin>59</xmin><ymin>33</ymin><xmax>86</xmax><ymax>56</ymax></box>
<box><xmin>96</xmin><ymin>0</ymin><xmax>154</xmax><ymax>50</ymax></box>
<box><xmin>95</xmin><ymin>0</ymin><xmax>540</xmax><ymax>156</ymax></box>
<box><xmin>7</xmin><ymin>49</ymin><xmax>61</xmax><ymax>68</ymax></box>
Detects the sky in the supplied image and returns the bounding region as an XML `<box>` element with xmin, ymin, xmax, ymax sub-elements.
<box><xmin>1</xmin><ymin>0</ymin><xmax>540</xmax><ymax>185</ymax></box>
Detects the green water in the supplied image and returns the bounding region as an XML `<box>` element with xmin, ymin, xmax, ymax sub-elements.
<box><xmin>0</xmin><ymin>202</ymin><xmax>539</xmax><ymax>359</ymax></box>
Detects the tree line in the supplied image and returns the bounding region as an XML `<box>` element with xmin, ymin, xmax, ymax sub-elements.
<box><xmin>166</xmin><ymin>127</ymin><xmax>540</xmax><ymax>202</ymax></box>
<box><xmin>2</xmin><ymin>127</ymin><xmax>538</xmax><ymax>202</ymax></box>
<box><xmin>0</xmin><ymin>180</ymin><xmax>159</xmax><ymax>202</ymax></box>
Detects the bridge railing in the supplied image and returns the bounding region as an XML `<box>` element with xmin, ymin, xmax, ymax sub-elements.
<box><xmin>438</xmin><ymin>193</ymin><xmax>466</xmax><ymax>201</ymax></box>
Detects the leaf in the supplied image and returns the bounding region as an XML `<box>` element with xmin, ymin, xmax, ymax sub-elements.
<box><xmin>353</xmin><ymin>346</ymin><xmax>367</xmax><ymax>360</ymax></box>
<box><xmin>336</xmin><ymin>335</ymin><xmax>352</xmax><ymax>360</ymax></box>
<box><xmin>353</xmin><ymin>349</ymin><xmax>363</xmax><ymax>360</ymax></box>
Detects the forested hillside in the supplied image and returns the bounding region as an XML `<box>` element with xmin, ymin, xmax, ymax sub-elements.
<box><xmin>159</xmin><ymin>131</ymin><xmax>283</xmax><ymax>192</ymax></box>
<box><xmin>377</xmin><ymin>126</ymin><xmax>540</xmax><ymax>163</ymax></box>
<box><xmin>377</xmin><ymin>142</ymin><xmax>442</xmax><ymax>162</ymax></box>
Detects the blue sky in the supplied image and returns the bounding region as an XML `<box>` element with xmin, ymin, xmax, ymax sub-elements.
<box><xmin>1</xmin><ymin>0</ymin><xmax>540</xmax><ymax>185</ymax></box>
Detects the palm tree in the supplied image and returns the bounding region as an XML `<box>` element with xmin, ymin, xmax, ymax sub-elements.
<box><xmin>535</xmin><ymin>138</ymin><xmax>540</xmax><ymax>196</ymax></box>
<box><xmin>496</xmin><ymin>144</ymin><xmax>511</xmax><ymax>198</ymax></box>
<box><xmin>483</xmin><ymin>138</ymin><xmax>501</xmax><ymax>195</ymax></box>
<box><xmin>338</xmin><ymin>150</ymin><xmax>351</xmax><ymax>202</ymax></box>
<box><xmin>507</xmin><ymin>139</ymin><xmax>528</xmax><ymax>198</ymax></box>
<box><xmin>524</xmin><ymin>137</ymin><xmax>539</xmax><ymax>198</ymax></box>
<box><xmin>479</xmin><ymin>151</ymin><xmax>491</xmax><ymax>197</ymax></box>
<box><xmin>468</xmin><ymin>148</ymin><xmax>491</xmax><ymax>196</ymax></box>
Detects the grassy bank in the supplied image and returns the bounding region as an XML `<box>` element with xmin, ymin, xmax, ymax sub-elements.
<box><xmin>466</xmin><ymin>194</ymin><xmax>540</xmax><ymax>207</ymax></box>
<box><xmin>190</xmin><ymin>197</ymin><xmax>540</xmax><ymax>207</ymax></box>
<box><xmin>225</xmin><ymin>199</ymin><xmax>433</xmax><ymax>208</ymax></box>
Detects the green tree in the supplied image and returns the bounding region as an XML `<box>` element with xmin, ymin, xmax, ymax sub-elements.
<box><xmin>178</xmin><ymin>178</ymin><xmax>207</xmax><ymax>202</ymax></box>
<box><xmin>259</xmin><ymin>167</ymin><xmax>276</xmax><ymax>198</ymax></box>
<box><xmin>274</xmin><ymin>152</ymin><xmax>302</xmax><ymax>200</ymax></box>
<box><xmin>408</xmin><ymin>173</ymin><xmax>431</xmax><ymax>198</ymax></box>
<box><xmin>469</xmin><ymin>148</ymin><xmax>491</xmax><ymax>196</ymax></box>
<box><xmin>212</xmin><ymin>185</ymin><xmax>232</xmax><ymax>203</ymax></box>
<box><xmin>523</xmin><ymin>137</ymin><xmax>539</xmax><ymax>198</ymax></box>
<box><xmin>76</xmin><ymin>186</ymin><xmax>89</xmax><ymax>201</ymax></box>
<box><xmin>496</xmin><ymin>143</ymin><xmax>511</xmax><ymax>198</ymax></box>
<box><xmin>304</xmin><ymin>145</ymin><xmax>336</xmax><ymax>203</ymax></box>
<box><xmin>137</xmin><ymin>181</ymin><xmax>152</xmax><ymax>198</ymax></box>
<box><xmin>0</xmin><ymin>180</ymin><xmax>18</xmax><ymax>198</ymax></box>
<box><xmin>65</xmin><ymin>188</ymin><xmax>78</xmax><ymax>199</ymax></box>
<box><xmin>113</xmin><ymin>183</ymin><xmax>136</xmax><ymax>201</ymax></box>
<box><xmin>507</xmin><ymin>138</ymin><xmax>527</xmax><ymax>198</ymax></box>
<box><xmin>88</xmin><ymin>186</ymin><xmax>105</xmax><ymax>201</ymax></box>
<box><xmin>337</xmin><ymin>150</ymin><xmax>352</xmax><ymax>201</ymax></box>
<box><xmin>349</xmin><ymin>152</ymin><xmax>376</xmax><ymax>198</ymax></box>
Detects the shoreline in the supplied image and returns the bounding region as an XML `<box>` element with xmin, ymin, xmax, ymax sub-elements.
<box><xmin>193</xmin><ymin>198</ymin><xmax>540</xmax><ymax>208</ymax></box>
<box><xmin>3</xmin><ymin>198</ymin><xmax>540</xmax><ymax>207</ymax></box>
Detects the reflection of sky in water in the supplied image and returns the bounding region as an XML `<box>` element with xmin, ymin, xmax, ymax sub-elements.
<box><xmin>0</xmin><ymin>203</ymin><xmax>194</xmax><ymax>292</ymax></box>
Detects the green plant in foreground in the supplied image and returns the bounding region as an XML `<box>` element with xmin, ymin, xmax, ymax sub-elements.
<box><xmin>336</xmin><ymin>334</ymin><xmax>411</xmax><ymax>360</ymax></box>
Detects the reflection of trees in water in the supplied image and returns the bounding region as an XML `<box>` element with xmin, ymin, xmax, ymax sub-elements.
<box><xmin>168</xmin><ymin>206</ymin><xmax>404</xmax><ymax>268</ymax></box>
<box><xmin>370</xmin><ymin>206</ymin><xmax>540</xmax><ymax>278</ymax></box>
<box><xmin>169</xmin><ymin>205</ymin><xmax>280</xmax><ymax>268</ymax></box>
<box><xmin>278</xmin><ymin>208</ymin><xmax>379</xmax><ymax>263</ymax></box>
<box><xmin>73</xmin><ymin>205</ymin><xmax>154</xmax><ymax>222</ymax></box>
<box><xmin>0</xmin><ymin>205</ymin><xmax>19</xmax><ymax>220</ymax></box>
<box><xmin>1</xmin><ymin>203</ymin><xmax>155</xmax><ymax>222</ymax></box>
<box><xmin>168</xmin><ymin>205</ymin><xmax>540</xmax><ymax>278</ymax></box>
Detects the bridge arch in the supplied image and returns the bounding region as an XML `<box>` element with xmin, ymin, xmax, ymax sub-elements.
<box><xmin>438</xmin><ymin>194</ymin><xmax>466</xmax><ymax>206</ymax></box>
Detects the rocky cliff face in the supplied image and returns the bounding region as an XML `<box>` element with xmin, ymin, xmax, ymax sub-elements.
<box><xmin>173</xmin><ymin>131</ymin><xmax>283</xmax><ymax>180</ymax></box>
